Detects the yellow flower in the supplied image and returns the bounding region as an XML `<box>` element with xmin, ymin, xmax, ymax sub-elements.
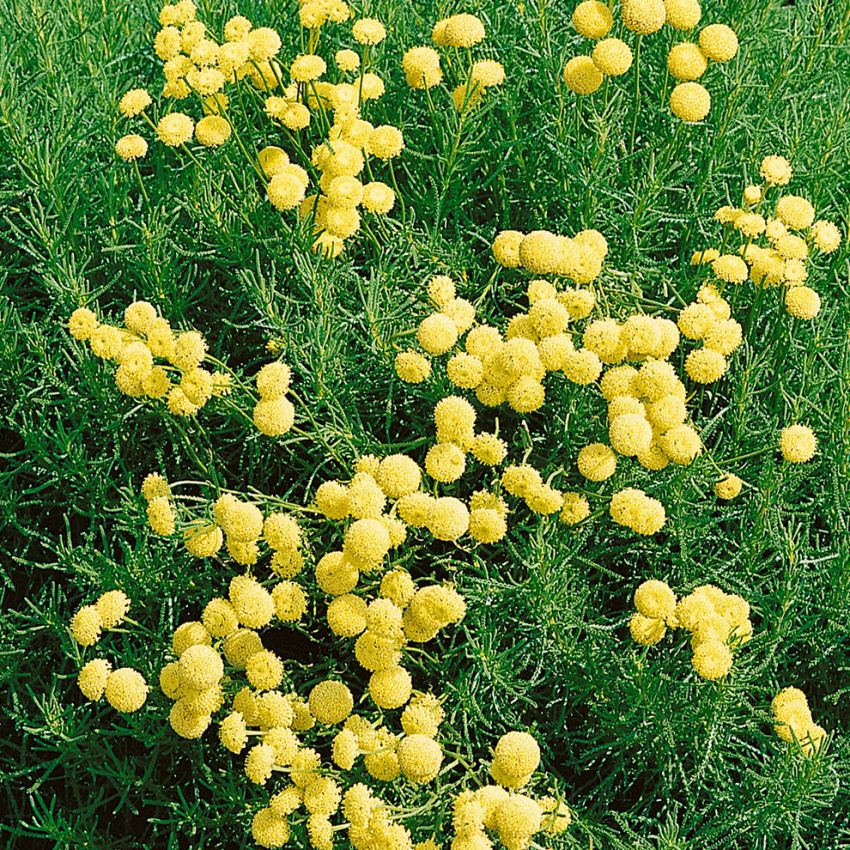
<box><xmin>402</xmin><ymin>46</ymin><xmax>442</xmax><ymax>89</ymax></box>
<box><xmin>77</xmin><ymin>658</ymin><xmax>112</xmax><ymax>701</ymax></box>
<box><xmin>290</xmin><ymin>53</ymin><xmax>326</xmax><ymax>82</ymax></box>
<box><xmin>336</xmin><ymin>49</ymin><xmax>360</xmax><ymax>71</ymax></box>
<box><xmin>698</xmin><ymin>23</ymin><xmax>739</xmax><ymax>62</ymax></box>
<box><xmin>779</xmin><ymin>424</ymin><xmax>817</xmax><ymax>463</ymax></box>
<box><xmin>156</xmin><ymin>113</ymin><xmax>194</xmax><ymax>147</ymax></box>
<box><xmin>811</xmin><ymin>220</ymin><xmax>841</xmax><ymax>253</ymax></box>
<box><xmin>352</xmin><ymin>18</ymin><xmax>386</xmax><ymax>45</ymax></box>
<box><xmin>577</xmin><ymin>442</ymin><xmax>617</xmax><ymax>481</ymax></box>
<box><xmin>440</xmin><ymin>13</ymin><xmax>486</xmax><ymax>47</ymax></box>
<box><xmin>667</xmin><ymin>42</ymin><xmax>707</xmax><ymax>80</ymax></box>
<box><xmin>714</xmin><ymin>473</ymin><xmax>743</xmax><ymax>500</ymax></box>
<box><xmin>785</xmin><ymin>286</ymin><xmax>820</xmax><ymax>320</ymax></box>
<box><xmin>691</xmin><ymin>639</ymin><xmax>733</xmax><ymax>680</ymax></box>
<box><xmin>118</xmin><ymin>88</ymin><xmax>152</xmax><ymax>117</ymax></box>
<box><xmin>776</xmin><ymin>195</ymin><xmax>815</xmax><ymax>230</ymax></box>
<box><xmin>195</xmin><ymin>115</ymin><xmax>231</xmax><ymax>147</ymax></box>
<box><xmin>664</xmin><ymin>0</ymin><xmax>701</xmax><ymax>30</ymax></box>
<box><xmin>398</xmin><ymin>734</ymin><xmax>443</xmax><ymax>783</ymax></box>
<box><xmin>593</xmin><ymin>38</ymin><xmax>633</xmax><ymax>76</ymax></box>
<box><xmin>309</xmin><ymin>680</ymin><xmax>354</xmax><ymax>724</ymax></box>
<box><xmin>669</xmin><ymin>81</ymin><xmax>710</xmax><ymax>122</ymax></box>
<box><xmin>563</xmin><ymin>55</ymin><xmax>604</xmax><ymax>95</ymax></box>
<box><xmin>629</xmin><ymin>612</ymin><xmax>666</xmax><ymax>645</ymax></box>
<box><xmin>572</xmin><ymin>0</ymin><xmax>613</xmax><ymax>39</ymax></box>
<box><xmin>621</xmin><ymin>0</ymin><xmax>667</xmax><ymax>34</ymax></box>
<box><xmin>760</xmin><ymin>155</ymin><xmax>792</xmax><ymax>186</ymax></box>
<box><xmin>104</xmin><ymin>667</ymin><xmax>148</xmax><ymax>712</ymax></box>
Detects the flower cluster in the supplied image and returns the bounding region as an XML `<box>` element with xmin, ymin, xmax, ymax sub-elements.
<box><xmin>677</xmin><ymin>283</ymin><xmax>743</xmax><ymax>384</ymax></box>
<box><xmin>565</xmin><ymin>0</ymin><xmax>739</xmax><ymax>123</ymax></box>
<box><xmin>128</xmin><ymin>460</ymin><xmax>576</xmax><ymax>849</ymax></box>
<box><xmin>445</xmin><ymin>730</ymin><xmax>571</xmax><ymax>850</ymax></box>
<box><xmin>629</xmin><ymin>580</ymin><xmax>753</xmax><ymax>680</ymax></box>
<box><xmin>771</xmin><ymin>687</ymin><xmax>827</xmax><ymax>757</ymax></box>
<box><xmin>114</xmin><ymin>0</ymin><xmax>407</xmax><ymax>258</ymax></box>
<box><xmin>70</xmin><ymin>589</ymin><xmax>131</xmax><ymax>647</ymax></box>
<box><xmin>691</xmin><ymin>155</ymin><xmax>842</xmax><ymax>321</ymax></box>
<box><xmin>402</xmin><ymin>13</ymin><xmax>506</xmax><ymax>111</ymax></box>
<box><xmin>71</xmin><ymin>590</ymin><xmax>149</xmax><ymax>713</ymax></box>
<box><xmin>68</xmin><ymin>305</ymin><xmax>301</xmax><ymax>434</ymax></box>
<box><xmin>68</xmin><ymin>302</ymin><xmax>233</xmax><ymax>415</ymax></box>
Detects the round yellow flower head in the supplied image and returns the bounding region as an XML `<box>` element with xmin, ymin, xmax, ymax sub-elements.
<box><xmin>327</xmin><ymin>594</ymin><xmax>368</xmax><ymax>638</ymax></box>
<box><xmin>119</xmin><ymin>88</ymin><xmax>152</xmax><ymax>118</ymax></box>
<box><xmin>714</xmin><ymin>473</ymin><xmax>743</xmax><ymax>500</ymax></box>
<box><xmin>70</xmin><ymin>605</ymin><xmax>102</xmax><ymax>646</ymax></box>
<box><xmin>369</xmin><ymin>665</ymin><xmax>413</xmax><ymax>709</ymax></box>
<box><xmin>629</xmin><ymin>612</ymin><xmax>666</xmax><ymax>645</ymax></box>
<box><xmin>194</xmin><ymin>115</ymin><xmax>230</xmax><ymax>147</ymax></box>
<box><xmin>779</xmin><ymin>424</ymin><xmax>817</xmax><ymax>463</ymax></box>
<box><xmin>352</xmin><ymin>18</ymin><xmax>386</xmax><ymax>45</ymax></box>
<box><xmin>309</xmin><ymin>680</ymin><xmax>354</xmax><ymax>725</ymax></box>
<box><xmin>491</xmin><ymin>731</ymin><xmax>540</xmax><ymax>786</ymax></box>
<box><xmin>366</xmin><ymin>125</ymin><xmax>404</xmax><ymax>160</ymax></box>
<box><xmin>492</xmin><ymin>230</ymin><xmax>524</xmax><ymax>268</ymax></box>
<box><xmin>402</xmin><ymin>46</ymin><xmax>442</xmax><ymax>89</ymax></box>
<box><xmin>78</xmin><ymin>658</ymin><xmax>112</xmax><ymax>701</ymax></box>
<box><xmin>495</xmin><ymin>794</ymin><xmax>543</xmax><ymax>845</ymax></box>
<box><xmin>593</xmin><ymin>38</ymin><xmax>633</xmax><ymax>76</ymax></box>
<box><xmin>518</xmin><ymin>230</ymin><xmax>561</xmax><ymax>274</ymax></box>
<box><xmin>685</xmin><ymin>348</ymin><xmax>727</xmax><ymax>384</ymax></box>
<box><xmin>254</xmin><ymin>397</ymin><xmax>295</xmax><ymax>436</ymax></box>
<box><xmin>290</xmin><ymin>53</ymin><xmax>326</xmax><ymax>82</ymax></box>
<box><xmin>560</xmin><ymin>492</ymin><xmax>590</xmax><ymax>525</ymax></box>
<box><xmin>246</xmin><ymin>649</ymin><xmax>284</xmax><ymax>690</ymax></box>
<box><xmin>183</xmin><ymin>522</ymin><xmax>223</xmax><ymax>558</ymax></box>
<box><xmin>610</xmin><ymin>488</ymin><xmax>666</xmax><ymax>535</ymax></box>
<box><xmin>68</xmin><ymin>307</ymin><xmax>99</xmax><ymax>341</ymax></box>
<box><xmin>577</xmin><ymin>442</ymin><xmax>617</xmax><ymax>482</ymax></box>
<box><xmin>95</xmin><ymin>590</ymin><xmax>131</xmax><ymax>629</ymax></box>
<box><xmin>622</xmin><ymin>0</ymin><xmax>666</xmax><ymax>33</ymax></box>
<box><xmin>471</xmin><ymin>59</ymin><xmax>506</xmax><ymax>88</ymax></box>
<box><xmin>609</xmin><ymin>413</ymin><xmax>653</xmax><ymax>457</ymax></box>
<box><xmin>179</xmin><ymin>643</ymin><xmax>223</xmax><ymax>690</ymax></box>
<box><xmin>230</xmin><ymin>574</ymin><xmax>275</xmax><ymax>628</ymax></box>
<box><xmin>201</xmin><ymin>597</ymin><xmax>238</xmax><ymax>638</ymax></box>
<box><xmin>811</xmin><ymin>220</ymin><xmax>841</xmax><ymax>253</ymax></box>
<box><xmin>115</xmin><ymin>134</ymin><xmax>148</xmax><ymax>161</ymax></box>
<box><xmin>247</xmin><ymin>27</ymin><xmax>282</xmax><ymax>61</ymax></box>
<box><xmin>634</xmin><ymin>579</ymin><xmax>677</xmax><ymax>620</ymax></box>
<box><xmin>664</xmin><ymin>0</ymin><xmax>701</xmax><ymax>29</ymax></box>
<box><xmin>417</xmin><ymin>313</ymin><xmax>458</xmax><ymax>355</ymax></box>
<box><xmin>336</xmin><ymin>49</ymin><xmax>360</xmax><ymax>72</ymax></box>
<box><xmin>775</xmin><ymin>195</ymin><xmax>815</xmax><ymax>230</ymax></box>
<box><xmin>426</xmin><ymin>497</ymin><xmax>469</xmax><ymax>541</ymax></box>
<box><xmin>563</xmin><ymin>55</ymin><xmax>603</xmax><ymax>95</ymax></box>
<box><xmin>441</xmin><ymin>13</ymin><xmax>486</xmax><ymax>47</ymax></box>
<box><xmin>691</xmin><ymin>639</ymin><xmax>733</xmax><ymax>680</ymax></box>
<box><xmin>667</xmin><ymin>42</ymin><xmax>707</xmax><ymax>80</ymax></box>
<box><xmin>104</xmin><ymin>667</ymin><xmax>148</xmax><ymax>712</ymax></box>
<box><xmin>219</xmin><ymin>710</ymin><xmax>248</xmax><ymax>755</ymax></box>
<box><xmin>223</xmin><ymin>14</ymin><xmax>252</xmax><ymax>41</ymax></box>
<box><xmin>172</xmin><ymin>620</ymin><xmax>211</xmax><ymax>657</ymax></box>
<box><xmin>469</xmin><ymin>508</ymin><xmax>508</xmax><ymax>543</ymax></box>
<box><xmin>572</xmin><ymin>0</ymin><xmax>613</xmax><ymax>38</ymax></box>
<box><xmin>156</xmin><ymin>113</ymin><xmax>194</xmax><ymax>147</ymax></box>
<box><xmin>698</xmin><ymin>23</ymin><xmax>738</xmax><ymax>62</ymax></box>
<box><xmin>760</xmin><ymin>155</ymin><xmax>793</xmax><ymax>186</ymax></box>
<box><xmin>670</xmin><ymin>81</ymin><xmax>710</xmax><ymax>122</ymax></box>
<box><xmin>785</xmin><ymin>286</ymin><xmax>820</xmax><ymax>320</ymax></box>
<box><xmin>398</xmin><ymin>734</ymin><xmax>443</xmax><ymax>783</ymax></box>
<box><xmin>712</xmin><ymin>253</ymin><xmax>748</xmax><ymax>283</ymax></box>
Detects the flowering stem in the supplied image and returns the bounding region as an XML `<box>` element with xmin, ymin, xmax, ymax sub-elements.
<box><xmin>628</xmin><ymin>34</ymin><xmax>643</xmax><ymax>172</ymax></box>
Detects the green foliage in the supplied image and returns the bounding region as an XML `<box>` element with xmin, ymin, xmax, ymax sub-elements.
<box><xmin>2</xmin><ymin>0</ymin><xmax>850</xmax><ymax>847</ymax></box>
